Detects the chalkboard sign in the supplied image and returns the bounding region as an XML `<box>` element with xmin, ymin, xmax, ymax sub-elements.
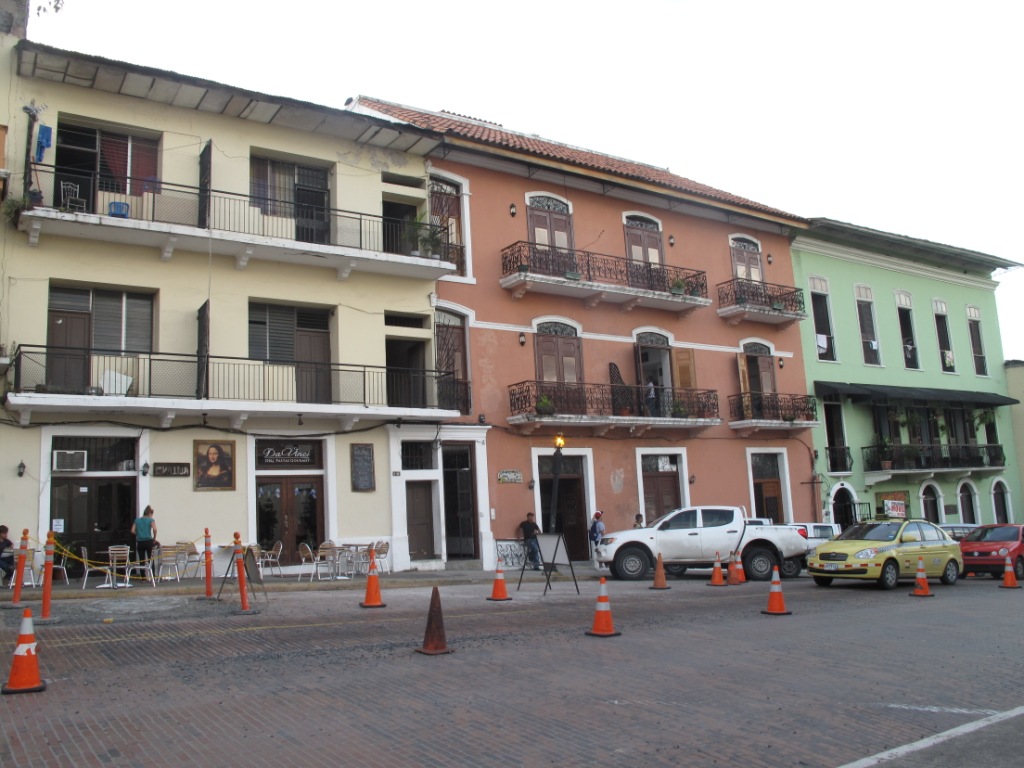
<box><xmin>351</xmin><ymin>444</ymin><xmax>375</xmax><ymax>491</ymax></box>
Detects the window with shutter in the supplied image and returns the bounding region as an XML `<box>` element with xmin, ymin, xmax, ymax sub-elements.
<box><xmin>49</xmin><ymin>287</ymin><xmax>152</xmax><ymax>352</ymax></box>
<box><xmin>857</xmin><ymin>299</ymin><xmax>880</xmax><ymax>365</ymax></box>
<box><xmin>967</xmin><ymin>309</ymin><xmax>987</xmax><ymax>376</ymax></box>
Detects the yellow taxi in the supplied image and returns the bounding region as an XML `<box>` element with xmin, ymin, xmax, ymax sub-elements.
<box><xmin>807</xmin><ymin>517</ymin><xmax>963</xmax><ymax>589</ymax></box>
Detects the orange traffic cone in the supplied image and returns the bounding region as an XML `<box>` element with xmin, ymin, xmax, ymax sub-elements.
<box><xmin>707</xmin><ymin>551</ymin><xmax>727</xmax><ymax>586</ymax></box>
<box><xmin>909</xmin><ymin>556</ymin><xmax>933</xmax><ymax>598</ymax></box>
<box><xmin>2</xmin><ymin>609</ymin><xmax>46</xmax><ymax>695</ymax></box>
<box><xmin>415</xmin><ymin>586</ymin><xmax>452</xmax><ymax>655</ymax></box>
<box><xmin>650</xmin><ymin>553</ymin><xmax>670</xmax><ymax>590</ymax></box>
<box><xmin>727</xmin><ymin>551</ymin><xmax>746</xmax><ymax>585</ymax></box>
<box><xmin>487</xmin><ymin>557</ymin><xmax>513</xmax><ymax>601</ymax></box>
<box><xmin>359</xmin><ymin>548</ymin><xmax>387</xmax><ymax>608</ymax></box>
<box><xmin>585</xmin><ymin>577</ymin><xmax>621</xmax><ymax>637</ymax></box>
<box><xmin>761</xmin><ymin>566</ymin><xmax>792</xmax><ymax>616</ymax></box>
<box><xmin>998</xmin><ymin>556</ymin><xmax>1021</xmax><ymax>589</ymax></box>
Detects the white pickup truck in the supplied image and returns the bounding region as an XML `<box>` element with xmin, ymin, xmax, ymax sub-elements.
<box><xmin>595</xmin><ymin>506</ymin><xmax>809</xmax><ymax>581</ymax></box>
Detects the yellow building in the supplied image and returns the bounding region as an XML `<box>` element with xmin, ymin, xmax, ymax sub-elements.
<box><xmin>0</xmin><ymin>24</ymin><xmax>486</xmax><ymax>574</ymax></box>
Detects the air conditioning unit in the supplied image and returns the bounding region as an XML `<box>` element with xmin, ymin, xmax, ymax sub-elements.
<box><xmin>52</xmin><ymin>450</ymin><xmax>87</xmax><ymax>472</ymax></box>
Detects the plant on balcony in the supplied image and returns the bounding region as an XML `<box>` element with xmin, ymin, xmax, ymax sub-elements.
<box><xmin>974</xmin><ymin>409</ymin><xmax>995</xmax><ymax>428</ymax></box>
<box><xmin>416</xmin><ymin>213</ymin><xmax>446</xmax><ymax>258</ymax></box>
<box><xmin>2</xmin><ymin>196</ymin><xmax>33</xmax><ymax>228</ymax></box>
<box><xmin>670</xmin><ymin>400</ymin><xmax>689</xmax><ymax>418</ymax></box>
<box><xmin>535</xmin><ymin>394</ymin><xmax>556</xmax><ymax>415</ymax></box>
<box><xmin>669</xmin><ymin>277</ymin><xmax>687</xmax><ymax>295</ymax></box>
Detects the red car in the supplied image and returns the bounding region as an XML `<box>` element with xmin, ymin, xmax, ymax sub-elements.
<box><xmin>959</xmin><ymin>524</ymin><xmax>1024</xmax><ymax>579</ymax></box>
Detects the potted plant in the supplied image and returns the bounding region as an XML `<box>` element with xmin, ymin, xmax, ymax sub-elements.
<box><xmin>873</xmin><ymin>434</ymin><xmax>894</xmax><ymax>470</ymax></box>
<box><xmin>669</xmin><ymin>277</ymin><xmax>686</xmax><ymax>295</ymax></box>
<box><xmin>417</xmin><ymin>214</ymin><xmax>446</xmax><ymax>258</ymax></box>
<box><xmin>535</xmin><ymin>394</ymin><xmax>555</xmax><ymax>415</ymax></box>
<box><xmin>670</xmin><ymin>401</ymin><xmax>688</xmax><ymax>418</ymax></box>
<box><xmin>2</xmin><ymin>196</ymin><xmax>32</xmax><ymax>228</ymax></box>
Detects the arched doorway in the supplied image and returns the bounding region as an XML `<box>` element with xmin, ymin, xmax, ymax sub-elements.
<box><xmin>993</xmin><ymin>481</ymin><xmax>1010</xmax><ymax>524</ymax></box>
<box><xmin>831</xmin><ymin>486</ymin><xmax>856</xmax><ymax>529</ymax></box>
<box><xmin>921</xmin><ymin>484</ymin><xmax>940</xmax><ymax>524</ymax></box>
<box><xmin>959</xmin><ymin>482</ymin><xmax>977</xmax><ymax>524</ymax></box>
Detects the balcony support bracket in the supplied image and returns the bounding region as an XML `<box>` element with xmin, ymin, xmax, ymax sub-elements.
<box><xmin>584</xmin><ymin>292</ymin><xmax>607</xmax><ymax>309</ymax></box>
<box><xmin>160</xmin><ymin>236</ymin><xmax>177</xmax><ymax>262</ymax></box>
<box><xmin>159</xmin><ymin>411</ymin><xmax>176</xmax><ymax>429</ymax></box>
<box><xmin>27</xmin><ymin>220</ymin><xmax>42</xmax><ymax>247</ymax></box>
<box><xmin>235</xmin><ymin>248</ymin><xmax>253</xmax><ymax>270</ymax></box>
<box><xmin>339</xmin><ymin>415</ymin><xmax>360</xmax><ymax>432</ymax></box>
<box><xmin>230</xmin><ymin>413</ymin><xmax>249</xmax><ymax>430</ymax></box>
<box><xmin>336</xmin><ymin>261</ymin><xmax>357</xmax><ymax>281</ymax></box>
<box><xmin>619</xmin><ymin>297</ymin><xmax>641</xmax><ymax>313</ymax></box>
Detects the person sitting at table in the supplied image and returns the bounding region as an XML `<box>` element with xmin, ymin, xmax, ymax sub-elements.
<box><xmin>0</xmin><ymin>525</ymin><xmax>14</xmax><ymax>585</ymax></box>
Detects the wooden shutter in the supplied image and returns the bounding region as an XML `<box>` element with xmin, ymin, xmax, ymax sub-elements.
<box><xmin>736</xmin><ymin>353</ymin><xmax>750</xmax><ymax>393</ymax></box>
<box><xmin>124</xmin><ymin>293</ymin><xmax>152</xmax><ymax>352</ymax></box>
<box><xmin>673</xmin><ymin>348</ymin><xmax>695</xmax><ymax>389</ymax></box>
<box><xmin>757</xmin><ymin>356</ymin><xmax>775</xmax><ymax>393</ymax></box>
<box><xmin>92</xmin><ymin>290</ymin><xmax>122</xmax><ymax>350</ymax></box>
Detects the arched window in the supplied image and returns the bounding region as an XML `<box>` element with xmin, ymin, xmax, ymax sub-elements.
<box><xmin>435</xmin><ymin>311</ymin><xmax>468</xmax><ymax>414</ymax></box>
<box><xmin>730</xmin><ymin>236</ymin><xmax>762</xmax><ymax>282</ymax></box>
<box><xmin>527</xmin><ymin>195</ymin><xmax>573</xmax><ymax>251</ymax></box>
<box><xmin>624</xmin><ymin>214</ymin><xmax>663</xmax><ymax>264</ymax></box>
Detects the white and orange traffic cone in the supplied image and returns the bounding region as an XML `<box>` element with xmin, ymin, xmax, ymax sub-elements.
<box><xmin>359</xmin><ymin>548</ymin><xmax>387</xmax><ymax>608</ymax></box>
<box><xmin>998</xmin><ymin>556</ymin><xmax>1021</xmax><ymax>590</ymax></box>
<box><xmin>707</xmin><ymin>551</ymin><xmax>727</xmax><ymax>587</ymax></box>
<box><xmin>585</xmin><ymin>577</ymin><xmax>621</xmax><ymax>637</ymax></box>
<box><xmin>909</xmin><ymin>556</ymin><xmax>933</xmax><ymax>598</ymax></box>
<box><xmin>2</xmin><ymin>609</ymin><xmax>45</xmax><ymax>695</ymax></box>
<box><xmin>761</xmin><ymin>565</ymin><xmax>792</xmax><ymax>616</ymax></box>
<box><xmin>730</xmin><ymin>551</ymin><xmax>747</xmax><ymax>585</ymax></box>
<box><xmin>650</xmin><ymin>553</ymin><xmax>670</xmax><ymax>590</ymax></box>
<box><xmin>486</xmin><ymin>557</ymin><xmax>513</xmax><ymax>601</ymax></box>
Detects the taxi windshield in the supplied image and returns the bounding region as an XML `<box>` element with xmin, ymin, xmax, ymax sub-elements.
<box><xmin>965</xmin><ymin>526</ymin><xmax>1019</xmax><ymax>543</ymax></box>
<box><xmin>836</xmin><ymin>521</ymin><xmax>903</xmax><ymax>542</ymax></box>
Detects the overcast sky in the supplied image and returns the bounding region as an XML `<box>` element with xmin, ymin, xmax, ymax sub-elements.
<box><xmin>26</xmin><ymin>0</ymin><xmax>1024</xmax><ymax>359</ymax></box>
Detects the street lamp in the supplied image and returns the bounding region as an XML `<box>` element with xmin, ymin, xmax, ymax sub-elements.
<box><xmin>548</xmin><ymin>433</ymin><xmax>565</xmax><ymax>531</ymax></box>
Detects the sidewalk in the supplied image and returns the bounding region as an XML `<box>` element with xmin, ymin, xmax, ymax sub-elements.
<box><xmin>3</xmin><ymin>561</ymin><xmax>605</xmax><ymax>601</ymax></box>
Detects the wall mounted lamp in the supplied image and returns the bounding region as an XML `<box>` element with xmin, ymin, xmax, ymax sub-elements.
<box><xmin>778</xmin><ymin>357</ymin><xmax>785</xmax><ymax>369</ymax></box>
<box><xmin>689</xmin><ymin>473</ymin><xmax>696</xmax><ymax>485</ymax></box>
<box><xmin>297</xmin><ymin>414</ymin><xmax>304</xmax><ymax>426</ymax></box>
<box><xmin>528</xmin><ymin>479</ymin><xmax>535</xmax><ymax>490</ymax></box>
<box><xmin>766</xmin><ymin>253</ymin><xmax>773</xmax><ymax>265</ymax></box>
<box><xmin>141</xmin><ymin>462</ymin><xmax>150</xmax><ymax>477</ymax></box>
<box><xmin>478</xmin><ymin>413</ymin><xmax>486</xmax><ymax>424</ymax></box>
<box><xmin>519</xmin><ymin>332</ymin><xmax>526</xmax><ymax>346</ymax></box>
<box><xmin>668</xmin><ymin>235</ymin><xmax>675</xmax><ymax>247</ymax></box>
<box><xmin>509</xmin><ymin>203</ymin><xmax>517</xmax><ymax>217</ymax></box>
<box><xmin>201</xmin><ymin>412</ymin><xmax>208</xmax><ymax>427</ymax></box>
<box><xmin>17</xmin><ymin>460</ymin><xmax>26</xmax><ymax>478</ymax></box>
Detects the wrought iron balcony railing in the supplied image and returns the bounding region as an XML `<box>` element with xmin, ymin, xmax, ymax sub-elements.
<box><xmin>501</xmin><ymin>241</ymin><xmax>708</xmax><ymax>298</ymax></box>
<box><xmin>861</xmin><ymin>442</ymin><xmax>1005</xmax><ymax>473</ymax></box>
<box><xmin>825</xmin><ymin>446</ymin><xmax>854</xmax><ymax>473</ymax></box>
<box><xmin>728</xmin><ymin>392</ymin><xmax>818</xmax><ymax>421</ymax></box>
<box><xmin>11</xmin><ymin>345</ymin><xmax>467</xmax><ymax>411</ymax></box>
<box><xmin>25</xmin><ymin>164</ymin><xmax>465</xmax><ymax>273</ymax></box>
<box><xmin>509</xmin><ymin>380</ymin><xmax>720</xmax><ymax>419</ymax></box>
<box><xmin>717</xmin><ymin>278</ymin><xmax>805</xmax><ymax>313</ymax></box>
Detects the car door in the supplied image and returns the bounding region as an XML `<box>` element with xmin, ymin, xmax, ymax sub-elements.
<box><xmin>698</xmin><ymin>508</ymin><xmax>742</xmax><ymax>560</ymax></box>
<box><xmin>897</xmin><ymin>522</ymin><xmax>926</xmax><ymax>573</ymax></box>
<box><xmin>919</xmin><ymin>521</ymin><xmax>949</xmax><ymax>575</ymax></box>
<box><xmin>656</xmin><ymin>509</ymin><xmax>702</xmax><ymax>562</ymax></box>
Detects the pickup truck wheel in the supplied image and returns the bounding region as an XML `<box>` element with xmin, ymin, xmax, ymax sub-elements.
<box><xmin>614</xmin><ymin>547</ymin><xmax>650</xmax><ymax>581</ymax></box>
<box><xmin>877</xmin><ymin>560</ymin><xmax>899</xmax><ymax>590</ymax></box>
<box><xmin>665</xmin><ymin>565</ymin><xmax>687</xmax><ymax>577</ymax></box>
<box><xmin>812</xmin><ymin>576</ymin><xmax>833</xmax><ymax>587</ymax></box>
<box><xmin>607</xmin><ymin>563</ymin><xmax>620</xmax><ymax>579</ymax></box>
<box><xmin>779</xmin><ymin>557</ymin><xmax>802</xmax><ymax>579</ymax></box>
<box><xmin>940</xmin><ymin>559</ymin><xmax>959</xmax><ymax>585</ymax></box>
<box><xmin>742</xmin><ymin>546</ymin><xmax>777</xmax><ymax>581</ymax></box>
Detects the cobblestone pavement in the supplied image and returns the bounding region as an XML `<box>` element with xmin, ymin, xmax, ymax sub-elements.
<box><xmin>2</xmin><ymin>570</ymin><xmax>1023</xmax><ymax>767</ymax></box>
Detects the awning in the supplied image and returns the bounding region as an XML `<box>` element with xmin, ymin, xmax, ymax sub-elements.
<box><xmin>814</xmin><ymin>381</ymin><xmax>1019</xmax><ymax>406</ymax></box>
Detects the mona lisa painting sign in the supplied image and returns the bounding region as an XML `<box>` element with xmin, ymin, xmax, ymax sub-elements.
<box><xmin>194</xmin><ymin>440</ymin><xmax>236</xmax><ymax>491</ymax></box>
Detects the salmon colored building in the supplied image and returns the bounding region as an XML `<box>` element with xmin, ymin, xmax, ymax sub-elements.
<box><xmin>351</xmin><ymin>98</ymin><xmax>819</xmax><ymax>567</ymax></box>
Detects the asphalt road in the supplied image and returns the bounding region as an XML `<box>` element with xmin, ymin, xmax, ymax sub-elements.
<box><xmin>2</xmin><ymin>570</ymin><xmax>1023</xmax><ymax>767</ymax></box>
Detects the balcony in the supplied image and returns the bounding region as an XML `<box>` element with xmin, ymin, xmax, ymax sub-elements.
<box><xmin>5</xmin><ymin>345</ymin><xmax>465</xmax><ymax>428</ymax></box>
<box><xmin>727</xmin><ymin>392</ymin><xmax>819</xmax><ymax>435</ymax></box>
<box><xmin>825</xmin><ymin>446</ymin><xmax>855</xmax><ymax>474</ymax></box>
<box><xmin>716</xmin><ymin>278</ymin><xmax>807</xmax><ymax>326</ymax></box>
<box><xmin>500</xmin><ymin>242</ymin><xmax>711</xmax><ymax>315</ymax></box>
<box><xmin>507</xmin><ymin>380</ymin><xmax>720</xmax><ymax>436</ymax></box>
<box><xmin>18</xmin><ymin>165</ymin><xmax>460</xmax><ymax>280</ymax></box>
<box><xmin>861</xmin><ymin>442</ymin><xmax>1005</xmax><ymax>485</ymax></box>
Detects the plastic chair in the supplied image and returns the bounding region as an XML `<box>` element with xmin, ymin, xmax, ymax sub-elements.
<box><xmin>80</xmin><ymin>546</ymin><xmax>107</xmax><ymax>589</ymax></box>
<box><xmin>51</xmin><ymin>548</ymin><xmax>70</xmax><ymax>585</ymax></box>
<box><xmin>107</xmin><ymin>201</ymin><xmax>130</xmax><ymax>218</ymax></box>
<box><xmin>179</xmin><ymin>541</ymin><xmax>204</xmax><ymax>578</ymax></box>
<box><xmin>155</xmin><ymin>545</ymin><xmax>182</xmax><ymax>582</ymax></box>
<box><xmin>6</xmin><ymin>550</ymin><xmax>37</xmax><ymax>588</ymax></box>
<box><xmin>106</xmin><ymin>545</ymin><xmax>132</xmax><ymax>588</ymax></box>
<box><xmin>315</xmin><ymin>543</ymin><xmax>337</xmax><ymax>580</ymax></box>
<box><xmin>374</xmin><ymin>541</ymin><xmax>391</xmax><ymax>574</ymax></box>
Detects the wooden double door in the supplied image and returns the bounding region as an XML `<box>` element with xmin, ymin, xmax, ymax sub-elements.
<box><xmin>256</xmin><ymin>477</ymin><xmax>324</xmax><ymax>565</ymax></box>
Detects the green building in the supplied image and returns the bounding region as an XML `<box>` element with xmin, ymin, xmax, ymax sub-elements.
<box><xmin>792</xmin><ymin>219</ymin><xmax>1020</xmax><ymax>527</ymax></box>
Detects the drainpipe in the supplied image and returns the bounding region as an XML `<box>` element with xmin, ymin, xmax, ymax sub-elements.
<box><xmin>22</xmin><ymin>105</ymin><xmax>37</xmax><ymax>199</ymax></box>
